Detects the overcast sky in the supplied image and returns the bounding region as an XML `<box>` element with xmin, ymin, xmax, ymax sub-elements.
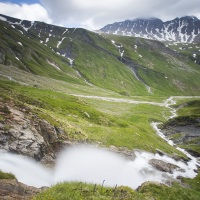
<box><xmin>0</xmin><ymin>0</ymin><xmax>200</xmax><ymax>30</ymax></box>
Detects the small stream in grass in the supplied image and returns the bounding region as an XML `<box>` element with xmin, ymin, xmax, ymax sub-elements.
<box><xmin>0</xmin><ymin>97</ymin><xmax>199</xmax><ymax>189</ymax></box>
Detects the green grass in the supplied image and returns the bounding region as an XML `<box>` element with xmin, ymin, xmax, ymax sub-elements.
<box><xmin>1</xmin><ymin>20</ymin><xmax>200</xmax><ymax>96</ymax></box>
<box><xmin>177</xmin><ymin>100</ymin><xmax>200</xmax><ymax>117</ymax></box>
<box><xmin>33</xmin><ymin>181</ymin><xmax>147</xmax><ymax>200</ymax></box>
<box><xmin>0</xmin><ymin>170</ymin><xmax>15</xmax><ymax>179</ymax></box>
<box><xmin>0</xmin><ymin>79</ymin><xmax>187</xmax><ymax>158</ymax></box>
<box><xmin>34</xmin><ymin>172</ymin><xmax>200</xmax><ymax>200</ymax></box>
<box><xmin>103</xmin><ymin>34</ymin><xmax>200</xmax><ymax>96</ymax></box>
<box><xmin>139</xmin><ymin>181</ymin><xmax>200</xmax><ymax>200</ymax></box>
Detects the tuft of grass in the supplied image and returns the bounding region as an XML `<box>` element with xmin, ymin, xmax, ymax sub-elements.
<box><xmin>0</xmin><ymin>170</ymin><xmax>15</xmax><ymax>179</ymax></box>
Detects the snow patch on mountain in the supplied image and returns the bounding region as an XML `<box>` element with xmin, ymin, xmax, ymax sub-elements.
<box><xmin>101</xmin><ymin>16</ymin><xmax>200</xmax><ymax>43</ymax></box>
<box><xmin>67</xmin><ymin>57</ymin><xmax>74</xmax><ymax>66</ymax></box>
<box><xmin>47</xmin><ymin>60</ymin><xmax>61</xmax><ymax>71</ymax></box>
<box><xmin>111</xmin><ymin>40</ymin><xmax>124</xmax><ymax>57</ymax></box>
<box><xmin>17</xmin><ymin>42</ymin><xmax>23</xmax><ymax>46</ymax></box>
<box><xmin>62</xmin><ymin>29</ymin><xmax>68</xmax><ymax>35</ymax></box>
<box><xmin>57</xmin><ymin>37</ymin><xmax>66</xmax><ymax>48</ymax></box>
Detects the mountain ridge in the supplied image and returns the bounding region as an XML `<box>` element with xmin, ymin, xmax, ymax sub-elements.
<box><xmin>100</xmin><ymin>16</ymin><xmax>200</xmax><ymax>43</ymax></box>
<box><xmin>0</xmin><ymin>14</ymin><xmax>200</xmax><ymax>96</ymax></box>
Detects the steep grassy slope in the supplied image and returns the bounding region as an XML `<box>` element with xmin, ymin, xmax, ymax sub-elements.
<box><xmin>0</xmin><ymin>15</ymin><xmax>146</xmax><ymax>96</ymax></box>
<box><xmin>102</xmin><ymin>34</ymin><xmax>200</xmax><ymax>96</ymax></box>
<box><xmin>0</xmin><ymin>79</ymin><xmax>185</xmax><ymax>157</ymax></box>
<box><xmin>166</xmin><ymin>42</ymin><xmax>200</xmax><ymax>65</ymax></box>
<box><xmin>1</xmin><ymin>15</ymin><xmax>200</xmax><ymax>200</ymax></box>
<box><xmin>0</xmin><ymin>14</ymin><xmax>200</xmax><ymax>96</ymax></box>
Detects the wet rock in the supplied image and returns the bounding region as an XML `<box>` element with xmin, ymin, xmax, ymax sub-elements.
<box><xmin>0</xmin><ymin>179</ymin><xmax>44</xmax><ymax>200</ymax></box>
<box><xmin>109</xmin><ymin>145</ymin><xmax>136</xmax><ymax>160</ymax></box>
<box><xmin>149</xmin><ymin>159</ymin><xmax>180</xmax><ymax>173</ymax></box>
<box><xmin>187</xmin><ymin>149</ymin><xmax>200</xmax><ymax>158</ymax></box>
<box><xmin>161</xmin><ymin>116</ymin><xmax>200</xmax><ymax>158</ymax></box>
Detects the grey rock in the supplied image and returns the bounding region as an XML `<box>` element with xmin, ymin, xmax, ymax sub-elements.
<box><xmin>149</xmin><ymin>159</ymin><xmax>180</xmax><ymax>174</ymax></box>
<box><xmin>39</xmin><ymin>120</ymin><xmax>58</xmax><ymax>144</ymax></box>
<box><xmin>0</xmin><ymin>179</ymin><xmax>43</xmax><ymax>200</ymax></box>
<box><xmin>109</xmin><ymin>145</ymin><xmax>136</xmax><ymax>160</ymax></box>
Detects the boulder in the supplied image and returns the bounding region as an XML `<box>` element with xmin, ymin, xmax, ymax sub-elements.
<box><xmin>109</xmin><ymin>145</ymin><xmax>136</xmax><ymax>160</ymax></box>
<box><xmin>149</xmin><ymin>159</ymin><xmax>180</xmax><ymax>174</ymax></box>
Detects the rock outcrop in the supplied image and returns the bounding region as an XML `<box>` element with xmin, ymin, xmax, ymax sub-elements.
<box><xmin>0</xmin><ymin>179</ymin><xmax>44</xmax><ymax>200</ymax></box>
<box><xmin>0</xmin><ymin>101</ymin><xmax>68</xmax><ymax>165</ymax></box>
<box><xmin>162</xmin><ymin>115</ymin><xmax>200</xmax><ymax>158</ymax></box>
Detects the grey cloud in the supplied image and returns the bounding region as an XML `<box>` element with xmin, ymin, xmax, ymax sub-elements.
<box><xmin>41</xmin><ymin>0</ymin><xmax>200</xmax><ymax>29</ymax></box>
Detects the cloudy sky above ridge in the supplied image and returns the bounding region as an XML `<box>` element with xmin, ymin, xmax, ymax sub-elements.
<box><xmin>0</xmin><ymin>0</ymin><xmax>200</xmax><ymax>30</ymax></box>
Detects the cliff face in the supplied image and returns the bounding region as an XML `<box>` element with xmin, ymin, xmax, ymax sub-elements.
<box><xmin>0</xmin><ymin>101</ymin><xmax>69</xmax><ymax>165</ymax></box>
<box><xmin>162</xmin><ymin>115</ymin><xmax>200</xmax><ymax>157</ymax></box>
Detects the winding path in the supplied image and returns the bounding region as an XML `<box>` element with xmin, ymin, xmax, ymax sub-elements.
<box><xmin>72</xmin><ymin>94</ymin><xmax>200</xmax><ymax>107</ymax></box>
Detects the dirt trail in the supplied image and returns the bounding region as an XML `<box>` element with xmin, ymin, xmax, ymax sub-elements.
<box><xmin>72</xmin><ymin>94</ymin><xmax>200</xmax><ymax>108</ymax></box>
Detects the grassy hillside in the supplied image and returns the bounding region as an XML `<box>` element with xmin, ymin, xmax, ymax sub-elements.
<box><xmin>0</xmin><ymin>15</ymin><xmax>200</xmax><ymax>200</ymax></box>
<box><xmin>33</xmin><ymin>174</ymin><xmax>200</xmax><ymax>200</ymax></box>
<box><xmin>102</xmin><ymin>34</ymin><xmax>200</xmax><ymax>96</ymax></box>
<box><xmin>0</xmin><ymin>15</ymin><xmax>200</xmax><ymax>96</ymax></box>
<box><xmin>0</xmin><ymin>79</ymin><xmax>185</xmax><ymax>157</ymax></box>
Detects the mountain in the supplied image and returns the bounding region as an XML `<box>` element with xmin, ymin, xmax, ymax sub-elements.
<box><xmin>0</xmin><ymin>14</ymin><xmax>200</xmax><ymax>200</ymax></box>
<box><xmin>0</xmin><ymin>13</ymin><xmax>200</xmax><ymax>97</ymax></box>
<box><xmin>100</xmin><ymin>16</ymin><xmax>200</xmax><ymax>43</ymax></box>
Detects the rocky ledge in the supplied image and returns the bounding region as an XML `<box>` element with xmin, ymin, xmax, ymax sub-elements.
<box><xmin>0</xmin><ymin>101</ymin><xmax>71</xmax><ymax>165</ymax></box>
<box><xmin>161</xmin><ymin>116</ymin><xmax>200</xmax><ymax>158</ymax></box>
<box><xmin>0</xmin><ymin>179</ymin><xmax>44</xmax><ymax>200</ymax></box>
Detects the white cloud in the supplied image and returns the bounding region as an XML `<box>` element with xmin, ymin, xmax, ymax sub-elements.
<box><xmin>0</xmin><ymin>2</ymin><xmax>52</xmax><ymax>23</ymax></box>
<box><xmin>41</xmin><ymin>0</ymin><xmax>200</xmax><ymax>30</ymax></box>
<box><xmin>0</xmin><ymin>0</ymin><xmax>200</xmax><ymax>30</ymax></box>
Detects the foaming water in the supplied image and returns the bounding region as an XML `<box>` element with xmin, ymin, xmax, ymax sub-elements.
<box><xmin>0</xmin><ymin>152</ymin><xmax>52</xmax><ymax>187</ymax></box>
<box><xmin>0</xmin><ymin>145</ymin><xmax>198</xmax><ymax>189</ymax></box>
<box><xmin>53</xmin><ymin>146</ymin><xmax>166</xmax><ymax>189</ymax></box>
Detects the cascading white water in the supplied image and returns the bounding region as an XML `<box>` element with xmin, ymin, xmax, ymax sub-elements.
<box><xmin>151</xmin><ymin>96</ymin><xmax>199</xmax><ymax>178</ymax></box>
<box><xmin>0</xmin><ymin>144</ymin><xmax>198</xmax><ymax>189</ymax></box>
<box><xmin>0</xmin><ymin>152</ymin><xmax>52</xmax><ymax>187</ymax></box>
<box><xmin>0</xmin><ymin>96</ymin><xmax>199</xmax><ymax>189</ymax></box>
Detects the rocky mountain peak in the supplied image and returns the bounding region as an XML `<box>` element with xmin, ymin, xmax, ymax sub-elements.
<box><xmin>100</xmin><ymin>16</ymin><xmax>200</xmax><ymax>43</ymax></box>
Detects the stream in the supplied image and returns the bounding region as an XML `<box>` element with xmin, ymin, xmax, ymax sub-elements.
<box><xmin>0</xmin><ymin>96</ymin><xmax>199</xmax><ymax>189</ymax></box>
